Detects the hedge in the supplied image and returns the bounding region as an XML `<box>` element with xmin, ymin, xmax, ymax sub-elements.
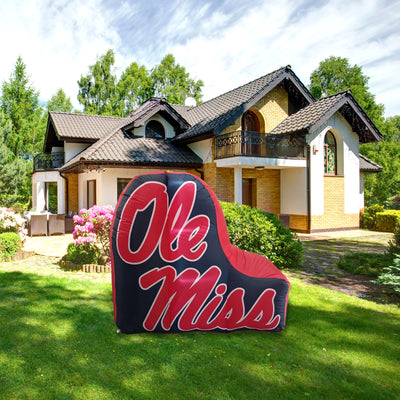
<box><xmin>375</xmin><ymin>210</ymin><xmax>400</xmax><ymax>233</ymax></box>
<box><xmin>220</xmin><ymin>202</ymin><xmax>303</xmax><ymax>269</ymax></box>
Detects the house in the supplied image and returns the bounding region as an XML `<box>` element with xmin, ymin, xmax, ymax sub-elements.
<box><xmin>32</xmin><ymin>65</ymin><xmax>382</xmax><ymax>233</ymax></box>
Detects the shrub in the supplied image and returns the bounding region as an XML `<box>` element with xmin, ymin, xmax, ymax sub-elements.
<box><xmin>337</xmin><ymin>252</ymin><xmax>393</xmax><ymax>277</ymax></box>
<box><xmin>220</xmin><ymin>202</ymin><xmax>303</xmax><ymax>269</ymax></box>
<box><xmin>375</xmin><ymin>210</ymin><xmax>400</xmax><ymax>233</ymax></box>
<box><xmin>66</xmin><ymin>243</ymin><xmax>105</xmax><ymax>266</ymax></box>
<box><xmin>72</xmin><ymin>205</ymin><xmax>114</xmax><ymax>258</ymax></box>
<box><xmin>373</xmin><ymin>255</ymin><xmax>400</xmax><ymax>293</ymax></box>
<box><xmin>387</xmin><ymin>224</ymin><xmax>400</xmax><ymax>257</ymax></box>
<box><xmin>0</xmin><ymin>207</ymin><xmax>27</xmax><ymax>243</ymax></box>
<box><xmin>361</xmin><ymin>204</ymin><xmax>384</xmax><ymax>230</ymax></box>
<box><xmin>0</xmin><ymin>232</ymin><xmax>22</xmax><ymax>259</ymax></box>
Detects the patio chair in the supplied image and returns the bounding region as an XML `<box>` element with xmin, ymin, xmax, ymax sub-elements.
<box><xmin>29</xmin><ymin>214</ymin><xmax>48</xmax><ymax>236</ymax></box>
<box><xmin>48</xmin><ymin>214</ymin><xmax>65</xmax><ymax>235</ymax></box>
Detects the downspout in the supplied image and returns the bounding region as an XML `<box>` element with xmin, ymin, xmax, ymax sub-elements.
<box><xmin>306</xmin><ymin>145</ymin><xmax>311</xmax><ymax>233</ymax></box>
<box><xmin>195</xmin><ymin>168</ymin><xmax>204</xmax><ymax>180</ymax></box>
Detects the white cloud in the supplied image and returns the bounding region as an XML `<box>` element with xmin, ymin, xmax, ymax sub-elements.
<box><xmin>0</xmin><ymin>0</ymin><xmax>399</xmax><ymax>117</ymax></box>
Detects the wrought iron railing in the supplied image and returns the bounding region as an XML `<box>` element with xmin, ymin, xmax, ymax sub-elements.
<box><xmin>215</xmin><ymin>130</ymin><xmax>306</xmax><ymax>159</ymax></box>
<box><xmin>33</xmin><ymin>152</ymin><xmax>65</xmax><ymax>171</ymax></box>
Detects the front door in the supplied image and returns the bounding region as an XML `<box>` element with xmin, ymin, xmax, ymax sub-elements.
<box><xmin>242</xmin><ymin>178</ymin><xmax>254</xmax><ymax>207</ymax></box>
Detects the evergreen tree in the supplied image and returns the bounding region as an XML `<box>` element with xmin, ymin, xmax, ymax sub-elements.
<box><xmin>1</xmin><ymin>56</ymin><xmax>45</xmax><ymax>158</ymax></box>
<box><xmin>47</xmin><ymin>88</ymin><xmax>73</xmax><ymax>112</ymax></box>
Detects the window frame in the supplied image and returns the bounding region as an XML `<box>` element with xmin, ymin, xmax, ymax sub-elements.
<box><xmin>324</xmin><ymin>131</ymin><xmax>337</xmax><ymax>175</ymax></box>
<box><xmin>145</xmin><ymin>120</ymin><xmax>165</xmax><ymax>139</ymax></box>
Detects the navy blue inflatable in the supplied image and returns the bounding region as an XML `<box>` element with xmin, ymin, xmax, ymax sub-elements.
<box><xmin>111</xmin><ymin>171</ymin><xmax>290</xmax><ymax>333</ymax></box>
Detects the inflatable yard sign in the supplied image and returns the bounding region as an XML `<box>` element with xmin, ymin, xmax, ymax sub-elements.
<box><xmin>111</xmin><ymin>172</ymin><xmax>290</xmax><ymax>333</ymax></box>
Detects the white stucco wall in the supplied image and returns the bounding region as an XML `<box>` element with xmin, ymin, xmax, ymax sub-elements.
<box><xmin>188</xmin><ymin>139</ymin><xmax>213</xmax><ymax>163</ymax></box>
<box><xmin>134</xmin><ymin>114</ymin><xmax>176</xmax><ymax>139</ymax></box>
<box><xmin>78</xmin><ymin>167</ymin><xmax>164</xmax><ymax>210</ymax></box>
<box><xmin>65</xmin><ymin>142</ymin><xmax>90</xmax><ymax>162</ymax></box>
<box><xmin>307</xmin><ymin>113</ymin><xmax>360</xmax><ymax>216</ymax></box>
<box><xmin>280</xmin><ymin>168</ymin><xmax>307</xmax><ymax>214</ymax></box>
<box><xmin>360</xmin><ymin>173</ymin><xmax>365</xmax><ymax>209</ymax></box>
<box><xmin>32</xmin><ymin>171</ymin><xmax>66</xmax><ymax>213</ymax></box>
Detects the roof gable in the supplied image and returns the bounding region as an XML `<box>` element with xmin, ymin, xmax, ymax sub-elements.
<box><xmin>271</xmin><ymin>90</ymin><xmax>382</xmax><ymax>143</ymax></box>
<box><xmin>173</xmin><ymin>66</ymin><xmax>314</xmax><ymax>143</ymax></box>
<box><xmin>122</xmin><ymin>98</ymin><xmax>190</xmax><ymax>134</ymax></box>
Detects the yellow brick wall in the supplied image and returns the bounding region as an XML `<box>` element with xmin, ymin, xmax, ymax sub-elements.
<box><xmin>311</xmin><ymin>176</ymin><xmax>359</xmax><ymax>231</ymax></box>
<box><xmin>219</xmin><ymin>86</ymin><xmax>289</xmax><ymax>135</ymax></box>
<box><xmin>254</xmin><ymin>86</ymin><xmax>289</xmax><ymax>132</ymax></box>
<box><xmin>216</xmin><ymin>168</ymin><xmax>234</xmax><ymax>203</ymax></box>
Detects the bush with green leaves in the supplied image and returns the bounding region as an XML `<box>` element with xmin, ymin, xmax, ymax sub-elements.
<box><xmin>0</xmin><ymin>232</ymin><xmax>22</xmax><ymax>259</ymax></box>
<box><xmin>387</xmin><ymin>224</ymin><xmax>400</xmax><ymax>257</ymax></box>
<box><xmin>66</xmin><ymin>243</ymin><xmax>105</xmax><ymax>266</ymax></box>
<box><xmin>361</xmin><ymin>204</ymin><xmax>384</xmax><ymax>230</ymax></box>
<box><xmin>220</xmin><ymin>202</ymin><xmax>303</xmax><ymax>269</ymax></box>
<box><xmin>375</xmin><ymin>210</ymin><xmax>400</xmax><ymax>233</ymax></box>
<box><xmin>373</xmin><ymin>255</ymin><xmax>400</xmax><ymax>293</ymax></box>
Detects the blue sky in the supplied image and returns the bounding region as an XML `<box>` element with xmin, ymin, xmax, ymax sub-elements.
<box><xmin>0</xmin><ymin>0</ymin><xmax>399</xmax><ymax>117</ymax></box>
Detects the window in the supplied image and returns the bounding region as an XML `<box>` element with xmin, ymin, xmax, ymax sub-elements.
<box><xmin>117</xmin><ymin>178</ymin><xmax>131</xmax><ymax>200</ymax></box>
<box><xmin>242</xmin><ymin>110</ymin><xmax>260</xmax><ymax>133</ymax></box>
<box><xmin>87</xmin><ymin>180</ymin><xmax>96</xmax><ymax>209</ymax></box>
<box><xmin>241</xmin><ymin>110</ymin><xmax>261</xmax><ymax>155</ymax></box>
<box><xmin>324</xmin><ymin>131</ymin><xmax>337</xmax><ymax>175</ymax></box>
<box><xmin>45</xmin><ymin>182</ymin><xmax>58</xmax><ymax>214</ymax></box>
<box><xmin>145</xmin><ymin>120</ymin><xmax>165</xmax><ymax>139</ymax></box>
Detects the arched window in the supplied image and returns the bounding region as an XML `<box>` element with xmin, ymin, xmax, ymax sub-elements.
<box><xmin>324</xmin><ymin>131</ymin><xmax>337</xmax><ymax>175</ymax></box>
<box><xmin>242</xmin><ymin>110</ymin><xmax>260</xmax><ymax>132</ymax></box>
<box><xmin>145</xmin><ymin>120</ymin><xmax>165</xmax><ymax>139</ymax></box>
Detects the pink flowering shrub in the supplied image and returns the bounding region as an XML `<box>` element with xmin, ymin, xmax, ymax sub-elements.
<box><xmin>72</xmin><ymin>205</ymin><xmax>114</xmax><ymax>260</ymax></box>
<box><xmin>0</xmin><ymin>208</ymin><xmax>27</xmax><ymax>244</ymax></box>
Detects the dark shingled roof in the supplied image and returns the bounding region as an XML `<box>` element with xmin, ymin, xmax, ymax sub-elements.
<box><xmin>49</xmin><ymin>111</ymin><xmax>122</xmax><ymax>140</ymax></box>
<box><xmin>359</xmin><ymin>154</ymin><xmax>382</xmax><ymax>173</ymax></box>
<box><xmin>271</xmin><ymin>90</ymin><xmax>382</xmax><ymax>143</ymax></box>
<box><xmin>173</xmin><ymin>65</ymin><xmax>314</xmax><ymax>142</ymax></box>
<box><xmin>60</xmin><ymin>127</ymin><xmax>202</xmax><ymax>172</ymax></box>
<box><xmin>122</xmin><ymin>98</ymin><xmax>190</xmax><ymax>132</ymax></box>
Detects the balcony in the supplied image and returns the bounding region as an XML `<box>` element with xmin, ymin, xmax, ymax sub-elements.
<box><xmin>33</xmin><ymin>152</ymin><xmax>65</xmax><ymax>171</ymax></box>
<box><xmin>215</xmin><ymin>130</ymin><xmax>306</xmax><ymax>160</ymax></box>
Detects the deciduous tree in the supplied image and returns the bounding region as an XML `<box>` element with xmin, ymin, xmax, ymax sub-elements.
<box><xmin>309</xmin><ymin>56</ymin><xmax>384</xmax><ymax>129</ymax></box>
<box><xmin>151</xmin><ymin>54</ymin><xmax>203</xmax><ymax>105</ymax></box>
<box><xmin>77</xmin><ymin>49</ymin><xmax>118</xmax><ymax>116</ymax></box>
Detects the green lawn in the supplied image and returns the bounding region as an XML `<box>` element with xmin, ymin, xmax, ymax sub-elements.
<box><xmin>0</xmin><ymin>257</ymin><xmax>399</xmax><ymax>400</ymax></box>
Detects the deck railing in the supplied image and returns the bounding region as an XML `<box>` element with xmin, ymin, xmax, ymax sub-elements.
<box><xmin>33</xmin><ymin>152</ymin><xmax>65</xmax><ymax>171</ymax></box>
<box><xmin>215</xmin><ymin>130</ymin><xmax>306</xmax><ymax>160</ymax></box>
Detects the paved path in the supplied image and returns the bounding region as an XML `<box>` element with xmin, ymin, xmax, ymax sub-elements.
<box><xmin>23</xmin><ymin>234</ymin><xmax>74</xmax><ymax>258</ymax></box>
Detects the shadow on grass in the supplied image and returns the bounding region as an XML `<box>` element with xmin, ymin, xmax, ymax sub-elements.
<box><xmin>0</xmin><ymin>271</ymin><xmax>399</xmax><ymax>400</ymax></box>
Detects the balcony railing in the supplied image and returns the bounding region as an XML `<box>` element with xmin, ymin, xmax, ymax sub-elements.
<box><xmin>215</xmin><ymin>130</ymin><xmax>306</xmax><ymax>160</ymax></box>
<box><xmin>33</xmin><ymin>152</ymin><xmax>65</xmax><ymax>171</ymax></box>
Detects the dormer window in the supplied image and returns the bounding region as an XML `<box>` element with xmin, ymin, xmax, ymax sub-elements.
<box><xmin>145</xmin><ymin>120</ymin><xmax>165</xmax><ymax>139</ymax></box>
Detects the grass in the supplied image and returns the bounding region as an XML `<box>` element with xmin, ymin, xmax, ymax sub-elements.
<box><xmin>337</xmin><ymin>252</ymin><xmax>394</xmax><ymax>276</ymax></box>
<box><xmin>1</xmin><ymin>256</ymin><xmax>400</xmax><ymax>399</ymax></box>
